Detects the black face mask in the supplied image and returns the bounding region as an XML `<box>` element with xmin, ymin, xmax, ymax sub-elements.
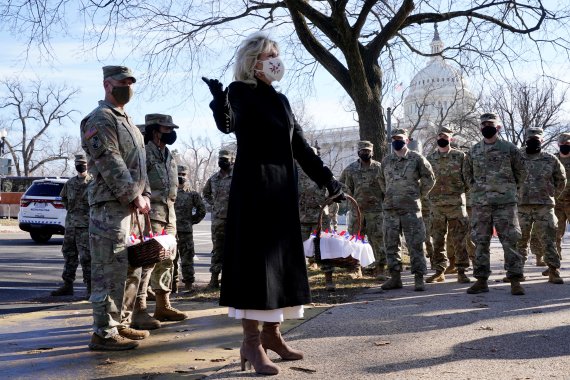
<box><xmin>178</xmin><ymin>176</ymin><xmax>186</xmax><ymax>186</ymax></box>
<box><xmin>160</xmin><ymin>130</ymin><xmax>177</xmax><ymax>145</ymax></box>
<box><xmin>358</xmin><ymin>153</ymin><xmax>371</xmax><ymax>162</ymax></box>
<box><xmin>75</xmin><ymin>164</ymin><xmax>87</xmax><ymax>173</ymax></box>
<box><xmin>525</xmin><ymin>139</ymin><xmax>541</xmax><ymax>154</ymax></box>
<box><xmin>111</xmin><ymin>85</ymin><xmax>133</xmax><ymax>105</ymax></box>
<box><xmin>437</xmin><ymin>138</ymin><xmax>449</xmax><ymax>148</ymax></box>
<box><xmin>218</xmin><ymin>160</ymin><xmax>232</xmax><ymax>170</ymax></box>
<box><xmin>392</xmin><ymin>140</ymin><xmax>406</xmax><ymax>151</ymax></box>
<box><xmin>481</xmin><ymin>126</ymin><xmax>497</xmax><ymax>139</ymax></box>
<box><xmin>560</xmin><ymin>145</ymin><xmax>570</xmax><ymax>155</ymax></box>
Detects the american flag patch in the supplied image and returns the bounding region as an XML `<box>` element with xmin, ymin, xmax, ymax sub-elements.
<box><xmin>84</xmin><ymin>127</ymin><xmax>98</xmax><ymax>140</ymax></box>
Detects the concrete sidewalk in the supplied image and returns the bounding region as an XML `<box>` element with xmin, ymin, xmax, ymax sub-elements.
<box><xmin>2</xmin><ymin>241</ymin><xmax>570</xmax><ymax>379</ymax></box>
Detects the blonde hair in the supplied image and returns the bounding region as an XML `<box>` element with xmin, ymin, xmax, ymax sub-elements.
<box><xmin>233</xmin><ymin>32</ymin><xmax>279</xmax><ymax>84</ymax></box>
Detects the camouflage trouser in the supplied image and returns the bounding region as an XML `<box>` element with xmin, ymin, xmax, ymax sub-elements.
<box><xmin>350</xmin><ymin>212</ymin><xmax>386</xmax><ymax>267</ymax></box>
<box><xmin>383</xmin><ymin>209</ymin><xmax>427</xmax><ymax>275</ymax></box>
<box><xmin>471</xmin><ymin>204</ymin><xmax>524</xmax><ymax>280</ymax></box>
<box><xmin>529</xmin><ymin>230</ymin><xmax>544</xmax><ymax>259</ymax></box>
<box><xmin>555</xmin><ymin>203</ymin><xmax>570</xmax><ymax>258</ymax></box>
<box><xmin>210</xmin><ymin>218</ymin><xmax>226</xmax><ymax>274</ymax></box>
<box><xmin>61</xmin><ymin>227</ymin><xmax>91</xmax><ymax>284</ymax></box>
<box><xmin>517</xmin><ymin>205</ymin><xmax>560</xmax><ymax>268</ymax></box>
<box><xmin>430</xmin><ymin>206</ymin><xmax>469</xmax><ymax>271</ymax></box>
<box><xmin>422</xmin><ymin>204</ymin><xmax>434</xmax><ymax>259</ymax></box>
<box><xmin>465</xmin><ymin>207</ymin><xmax>476</xmax><ymax>261</ymax></box>
<box><xmin>177</xmin><ymin>231</ymin><xmax>196</xmax><ymax>284</ymax></box>
<box><xmin>301</xmin><ymin>222</ymin><xmax>333</xmax><ymax>274</ymax></box>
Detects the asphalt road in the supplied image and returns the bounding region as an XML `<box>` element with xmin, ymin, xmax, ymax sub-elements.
<box><xmin>0</xmin><ymin>221</ymin><xmax>213</xmax><ymax>315</ymax></box>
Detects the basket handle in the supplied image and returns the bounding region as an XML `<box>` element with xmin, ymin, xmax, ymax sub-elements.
<box><xmin>316</xmin><ymin>194</ymin><xmax>361</xmax><ymax>238</ymax></box>
<box><xmin>132</xmin><ymin>211</ymin><xmax>154</xmax><ymax>238</ymax></box>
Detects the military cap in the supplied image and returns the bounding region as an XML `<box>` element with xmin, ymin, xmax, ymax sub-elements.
<box><xmin>558</xmin><ymin>133</ymin><xmax>570</xmax><ymax>144</ymax></box>
<box><xmin>74</xmin><ymin>154</ymin><xmax>87</xmax><ymax>164</ymax></box>
<box><xmin>145</xmin><ymin>113</ymin><xmax>179</xmax><ymax>129</ymax></box>
<box><xmin>480</xmin><ymin>112</ymin><xmax>500</xmax><ymax>127</ymax></box>
<box><xmin>526</xmin><ymin>127</ymin><xmax>543</xmax><ymax>139</ymax></box>
<box><xmin>177</xmin><ymin>164</ymin><xmax>189</xmax><ymax>176</ymax></box>
<box><xmin>102</xmin><ymin>65</ymin><xmax>136</xmax><ymax>83</ymax></box>
<box><xmin>219</xmin><ymin>149</ymin><xmax>234</xmax><ymax>159</ymax></box>
<box><xmin>391</xmin><ymin>128</ymin><xmax>409</xmax><ymax>138</ymax></box>
<box><xmin>438</xmin><ymin>125</ymin><xmax>454</xmax><ymax>137</ymax></box>
<box><xmin>357</xmin><ymin>140</ymin><xmax>373</xmax><ymax>151</ymax></box>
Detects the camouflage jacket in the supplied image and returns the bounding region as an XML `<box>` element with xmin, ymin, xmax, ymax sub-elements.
<box><xmin>379</xmin><ymin>150</ymin><xmax>435</xmax><ymax>211</ymax></box>
<box><xmin>427</xmin><ymin>148</ymin><xmax>468</xmax><ymax>207</ymax></box>
<box><xmin>518</xmin><ymin>150</ymin><xmax>566</xmax><ymax>206</ymax></box>
<box><xmin>202</xmin><ymin>169</ymin><xmax>232</xmax><ymax>220</ymax></box>
<box><xmin>298</xmin><ymin>164</ymin><xmax>328</xmax><ymax>224</ymax></box>
<box><xmin>175</xmin><ymin>187</ymin><xmax>207</xmax><ymax>233</ymax></box>
<box><xmin>339</xmin><ymin>159</ymin><xmax>384</xmax><ymax>214</ymax></box>
<box><xmin>464</xmin><ymin>139</ymin><xmax>527</xmax><ymax>206</ymax></box>
<box><xmin>80</xmin><ymin>100</ymin><xmax>150</xmax><ymax>206</ymax></box>
<box><xmin>61</xmin><ymin>174</ymin><xmax>92</xmax><ymax>228</ymax></box>
<box><xmin>146</xmin><ymin>142</ymin><xmax>178</xmax><ymax>224</ymax></box>
<box><xmin>556</xmin><ymin>154</ymin><xmax>570</xmax><ymax>206</ymax></box>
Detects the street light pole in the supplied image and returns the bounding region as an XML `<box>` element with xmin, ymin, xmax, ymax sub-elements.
<box><xmin>386</xmin><ymin>107</ymin><xmax>392</xmax><ymax>154</ymax></box>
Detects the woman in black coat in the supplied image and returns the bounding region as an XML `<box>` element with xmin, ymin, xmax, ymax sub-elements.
<box><xmin>204</xmin><ymin>32</ymin><xmax>344</xmax><ymax>375</ymax></box>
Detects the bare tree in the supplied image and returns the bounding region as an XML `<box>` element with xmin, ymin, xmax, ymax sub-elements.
<box><xmin>481</xmin><ymin>78</ymin><xmax>569</xmax><ymax>148</ymax></box>
<box><xmin>3</xmin><ymin>1</ymin><xmax>570</xmax><ymax>159</ymax></box>
<box><xmin>0</xmin><ymin>79</ymin><xmax>79</xmax><ymax>176</ymax></box>
<box><xmin>177</xmin><ymin>136</ymin><xmax>218</xmax><ymax>192</ymax></box>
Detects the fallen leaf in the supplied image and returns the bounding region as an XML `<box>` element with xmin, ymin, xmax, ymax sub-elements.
<box><xmin>477</xmin><ymin>326</ymin><xmax>494</xmax><ymax>331</ymax></box>
<box><xmin>100</xmin><ymin>358</ymin><xmax>117</xmax><ymax>365</ymax></box>
<box><xmin>374</xmin><ymin>341</ymin><xmax>391</xmax><ymax>346</ymax></box>
<box><xmin>290</xmin><ymin>366</ymin><xmax>317</xmax><ymax>373</ymax></box>
<box><xmin>194</xmin><ymin>358</ymin><xmax>206</xmax><ymax>361</ymax></box>
<box><xmin>211</xmin><ymin>358</ymin><xmax>226</xmax><ymax>362</ymax></box>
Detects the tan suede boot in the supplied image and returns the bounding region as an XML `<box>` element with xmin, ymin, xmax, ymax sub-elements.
<box><xmin>117</xmin><ymin>326</ymin><xmax>150</xmax><ymax>340</ymax></box>
<box><xmin>444</xmin><ymin>257</ymin><xmax>457</xmax><ymax>274</ymax></box>
<box><xmin>324</xmin><ymin>272</ymin><xmax>336</xmax><ymax>292</ymax></box>
<box><xmin>241</xmin><ymin>319</ymin><xmax>279</xmax><ymax>375</ymax></box>
<box><xmin>548</xmin><ymin>267</ymin><xmax>564</xmax><ymax>284</ymax></box>
<box><xmin>426</xmin><ymin>270</ymin><xmax>445</xmax><ymax>283</ymax></box>
<box><xmin>132</xmin><ymin>297</ymin><xmax>161</xmax><ymax>330</ymax></box>
<box><xmin>457</xmin><ymin>269</ymin><xmax>471</xmax><ymax>283</ymax></box>
<box><xmin>154</xmin><ymin>290</ymin><xmax>187</xmax><ymax>321</ymax></box>
<box><xmin>467</xmin><ymin>278</ymin><xmax>489</xmax><ymax>294</ymax></box>
<box><xmin>88</xmin><ymin>333</ymin><xmax>138</xmax><ymax>351</ymax></box>
<box><xmin>261</xmin><ymin>322</ymin><xmax>303</xmax><ymax>360</ymax></box>
<box><xmin>536</xmin><ymin>256</ymin><xmax>546</xmax><ymax>267</ymax></box>
<box><xmin>510</xmin><ymin>278</ymin><xmax>525</xmax><ymax>295</ymax></box>
<box><xmin>381</xmin><ymin>270</ymin><xmax>403</xmax><ymax>290</ymax></box>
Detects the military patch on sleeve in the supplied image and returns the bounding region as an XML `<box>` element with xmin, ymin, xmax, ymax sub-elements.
<box><xmin>84</xmin><ymin>127</ymin><xmax>99</xmax><ymax>140</ymax></box>
<box><xmin>90</xmin><ymin>135</ymin><xmax>102</xmax><ymax>150</ymax></box>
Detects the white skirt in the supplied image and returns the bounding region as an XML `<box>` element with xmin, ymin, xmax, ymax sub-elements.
<box><xmin>228</xmin><ymin>305</ymin><xmax>304</xmax><ymax>323</ymax></box>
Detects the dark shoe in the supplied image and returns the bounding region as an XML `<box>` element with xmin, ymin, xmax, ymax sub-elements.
<box><xmin>208</xmin><ymin>272</ymin><xmax>220</xmax><ymax>289</ymax></box>
<box><xmin>324</xmin><ymin>272</ymin><xmax>336</xmax><ymax>292</ymax></box>
<box><xmin>261</xmin><ymin>322</ymin><xmax>303</xmax><ymax>361</ymax></box>
<box><xmin>548</xmin><ymin>268</ymin><xmax>564</xmax><ymax>284</ymax></box>
<box><xmin>426</xmin><ymin>270</ymin><xmax>445</xmax><ymax>283</ymax></box>
<box><xmin>381</xmin><ymin>271</ymin><xmax>403</xmax><ymax>290</ymax></box>
<box><xmin>118</xmin><ymin>327</ymin><xmax>149</xmax><ymax>340</ymax></box>
<box><xmin>542</xmin><ymin>268</ymin><xmax>549</xmax><ymax>276</ymax></box>
<box><xmin>467</xmin><ymin>279</ymin><xmax>489</xmax><ymax>294</ymax></box>
<box><xmin>502</xmin><ymin>276</ymin><xmax>526</xmax><ymax>283</ymax></box>
<box><xmin>132</xmin><ymin>298</ymin><xmax>161</xmax><ymax>330</ymax></box>
<box><xmin>154</xmin><ymin>290</ymin><xmax>187</xmax><ymax>321</ymax></box>
<box><xmin>88</xmin><ymin>333</ymin><xmax>138</xmax><ymax>351</ymax></box>
<box><xmin>510</xmin><ymin>279</ymin><xmax>525</xmax><ymax>295</ymax></box>
<box><xmin>414</xmin><ymin>274</ymin><xmax>425</xmax><ymax>291</ymax></box>
<box><xmin>536</xmin><ymin>256</ymin><xmax>546</xmax><ymax>267</ymax></box>
<box><xmin>51</xmin><ymin>282</ymin><xmax>73</xmax><ymax>296</ymax></box>
<box><xmin>457</xmin><ymin>269</ymin><xmax>472</xmax><ymax>284</ymax></box>
<box><xmin>241</xmin><ymin>319</ymin><xmax>279</xmax><ymax>375</ymax></box>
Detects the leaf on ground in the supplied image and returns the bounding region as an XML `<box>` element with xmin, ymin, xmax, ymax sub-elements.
<box><xmin>374</xmin><ymin>340</ymin><xmax>391</xmax><ymax>346</ymax></box>
<box><xmin>290</xmin><ymin>366</ymin><xmax>317</xmax><ymax>373</ymax></box>
<box><xmin>99</xmin><ymin>358</ymin><xmax>117</xmax><ymax>365</ymax></box>
<box><xmin>194</xmin><ymin>358</ymin><xmax>206</xmax><ymax>361</ymax></box>
<box><xmin>210</xmin><ymin>358</ymin><xmax>226</xmax><ymax>362</ymax></box>
<box><xmin>477</xmin><ymin>326</ymin><xmax>494</xmax><ymax>331</ymax></box>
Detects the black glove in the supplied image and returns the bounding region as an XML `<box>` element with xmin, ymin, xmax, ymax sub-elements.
<box><xmin>202</xmin><ymin>77</ymin><xmax>226</xmax><ymax>101</ymax></box>
<box><xmin>325</xmin><ymin>178</ymin><xmax>346</xmax><ymax>203</ymax></box>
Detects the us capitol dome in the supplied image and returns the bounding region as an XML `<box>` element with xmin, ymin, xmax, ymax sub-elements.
<box><xmin>402</xmin><ymin>24</ymin><xmax>477</xmax><ymax>151</ymax></box>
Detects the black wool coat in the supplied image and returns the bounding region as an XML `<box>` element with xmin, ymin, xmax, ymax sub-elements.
<box><xmin>212</xmin><ymin>79</ymin><xmax>333</xmax><ymax>310</ymax></box>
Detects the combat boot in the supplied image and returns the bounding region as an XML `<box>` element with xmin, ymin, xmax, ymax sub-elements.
<box><xmin>381</xmin><ymin>271</ymin><xmax>403</xmax><ymax>290</ymax></box>
<box><xmin>324</xmin><ymin>272</ymin><xmax>336</xmax><ymax>292</ymax></box>
<box><xmin>154</xmin><ymin>290</ymin><xmax>188</xmax><ymax>321</ymax></box>
<box><xmin>88</xmin><ymin>333</ymin><xmax>138</xmax><ymax>351</ymax></box>
<box><xmin>131</xmin><ymin>297</ymin><xmax>161</xmax><ymax>330</ymax></box>
<box><xmin>414</xmin><ymin>274</ymin><xmax>425</xmax><ymax>291</ymax></box>
<box><xmin>536</xmin><ymin>256</ymin><xmax>546</xmax><ymax>267</ymax></box>
<box><xmin>117</xmin><ymin>326</ymin><xmax>150</xmax><ymax>340</ymax></box>
<box><xmin>548</xmin><ymin>267</ymin><xmax>564</xmax><ymax>284</ymax></box>
<box><xmin>457</xmin><ymin>269</ymin><xmax>471</xmax><ymax>283</ymax></box>
<box><xmin>375</xmin><ymin>264</ymin><xmax>388</xmax><ymax>281</ymax></box>
<box><xmin>171</xmin><ymin>281</ymin><xmax>179</xmax><ymax>294</ymax></box>
<box><xmin>502</xmin><ymin>276</ymin><xmax>526</xmax><ymax>283</ymax></box>
<box><xmin>183</xmin><ymin>282</ymin><xmax>194</xmax><ymax>293</ymax></box>
<box><xmin>510</xmin><ymin>278</ymin><xmax>525</xmax><ymax>295</ymax></box>
<box><xmin>208</xmin><ymin>272</ymin><xmax>220</xmax><ymax>289</ymax></box>
<box><xmin>426</xmin><ymin>270</ymin><xmax>445</xmax><ymax>283</ymax></box>
<box><xmin>542</xmin><ymin>268</ymin><xmax>549</xmax><ymax>276</ymax></box>
<box><xmin>467</xmin><ymin>278</ymin><xmax>489</xmax><ymax>294</ymax></box>
<box><xmin>51</xmin><ymin>281</ymin><xmax>73</xmax><ymax>296</ymax></box>
<box><xmin>147</xmin><ymin>288</ymin><xmax>156</xmax><ymax>301</ymax></box>
<box><xmin>444</xmin><ymin>257</ymin><xmax>457</xmax><ymax>274</ymax></box>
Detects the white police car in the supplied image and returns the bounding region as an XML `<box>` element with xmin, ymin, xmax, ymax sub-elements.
<box><xmin>18</xmin><ymin>178</ymin><xmax>68</xmax><ymax>243</ymax></box>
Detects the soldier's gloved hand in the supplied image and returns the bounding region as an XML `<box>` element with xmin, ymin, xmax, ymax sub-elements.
<box><xmin>202</xmin><ymin>77</ymin><xmax>226</xmax><ymax>101</ymax></box>
<box><xmin>325</xmin><ymin>178</ymin><xmax>346</xmax><ymax>203</ymax></box>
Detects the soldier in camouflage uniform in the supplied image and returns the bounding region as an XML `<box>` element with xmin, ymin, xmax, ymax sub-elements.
<box><xmin>51</xmin><ymin>154</ymin><xmax>93</xmax><ymax>297</ymax></box>
<box><xmin>555</xmin><ymin>132</ymin><xmax>570</xmax><ymax>259</ymax></box>
<box><xmin>324</xmin><ymin>201</ymin><xmax>339</xmax><ymax>231</ymax></box>
<box><xmin>175</xmin><ymin>164</ymin><xmax>206</xmax><ymax>292</ymax></box>
<box><xmin>82</xmin><ymin>66</ymin><xmax>151</xmax><ymax>351</ymax></box>
<box><xmin>464</xmin><ymin>113</ymin><xmax>528</xmax><ymax>296</ymax></box>
<box><xmin>421</xmin><ymin>196</ymin><xmax>434</xmax><ymax>269</ymax></box>
<box><xmin>202</xmin><ymin>149</ymin><xmax>234</xmax><ymax>288</ymax></box>
<box><xmin>340</xmin><ymin>140</ymin><xmax>386</xmax><ymax>280</ymax></box>
<box><xmin>128</xmin><ymin>114</ymin><xmax>187</xmax><ymax>331</ymax></box>
<box><xmin>515</xmin><ymin>127</ymin><xmax>565</xmax><ymax>284</ymax></box>
<box><xmin>380</xmin><ymin>129</ymin><xmax>435</xmax><ymax>291</ymax></box>
<box><xmin>426</xmin><ymin>126</ymin><xmax>471</xmax><ymax>284</ymax></box>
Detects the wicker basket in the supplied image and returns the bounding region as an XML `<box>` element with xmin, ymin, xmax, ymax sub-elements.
<box><xmin>313</xmin><ymin>194</ymin><xmax>361</xmax><ymax>268</ymax></box>
<box><xmin>127</xmin><ymin>212</ymin><xmax>171</xmax><ymax>268</ymax></box>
